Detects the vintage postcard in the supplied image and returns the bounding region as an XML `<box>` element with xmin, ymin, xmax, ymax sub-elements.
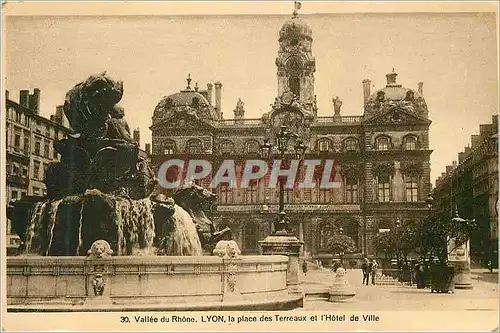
<box><xmin>2</xmin><ymin>1</ymin><xmax>499</xmax><ymax>331</ymax></box>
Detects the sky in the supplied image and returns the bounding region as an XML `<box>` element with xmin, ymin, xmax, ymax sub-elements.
<box><xmin>5</xmin><ymin>4</ymin><xmax>498</xmax><ymax>185</ymax></box>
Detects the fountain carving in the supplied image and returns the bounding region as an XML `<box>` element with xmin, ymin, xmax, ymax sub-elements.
<box><xmin>7</xmin><ymin>72</ymin><xmax>229</xmax><ymax>256</ymax></box>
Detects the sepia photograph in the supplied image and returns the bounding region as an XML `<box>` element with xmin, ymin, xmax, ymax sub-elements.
<box><xmin>2</xmin><ymin>1</ymin><xmax>499</xmax><ymax>331</ymax></box>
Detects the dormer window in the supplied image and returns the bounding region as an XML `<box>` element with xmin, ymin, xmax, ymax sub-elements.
<box><xmin>404</xmin><ymin>136</ymin><xmax>417</xmax><ymax>151</ymax></box>
<box><xmin>376</xmin><ymin>136</ymin><xmax>390</xmax><ymax>151</ymax></box>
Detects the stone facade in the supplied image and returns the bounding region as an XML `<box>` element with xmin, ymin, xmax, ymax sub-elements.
<box><xmin>150</xmin><ymin>14</ymin><xmax>432</xmax><ymax>262</ymax></box>
<box><xmin>433</xmin><ymin>115</ymin><xmax>498</xmax><ymax>261</ymax></box>
<box><xmin>5</xmin><ymin>90</ymin><xmax>71</xmax><ymax>252</ymax></box>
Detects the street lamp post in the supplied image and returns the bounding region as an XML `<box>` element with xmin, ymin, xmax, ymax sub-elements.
<box><xmin>258</xmin><ymin>125</ymin><xmax>306</xmax><ymax>294</ymax></box>
<box><xmin>339</xmin><ymin>226</ymin><xmax>345</xmax><ymax>268</ymax></box>
<box><xmin>395</xmin><ymin>217</ymin><xmax>401</xmax><ymax>268</ymax></box>
<box><xmin>259</xmin><ymin>125</ymin><xmax>307</xmax><ymax>236</ymax></box>
<box><xmin>449</xmin><ymin>208</ymin><xmax>474</xmax><ymax>289</ymax></box>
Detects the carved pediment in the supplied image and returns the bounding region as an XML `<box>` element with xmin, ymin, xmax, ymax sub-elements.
<box><xmin>150</xmin><ymin>112</ymin><xmax>214</xmax><ymax>132</ymax></box>
<box><xmin>372</xmin><ymin>161</ymin><xmax>395</xmax><ymax>176</ymax></box>
<box><xmin>365</xmin><ymin>106</ymin><xmax>431</xmax><ymax>126</ymax></box>
<box><xmin>401</xmin><ymin>161</ymin><xmax>424</xmax><ymax>176</ymax></box>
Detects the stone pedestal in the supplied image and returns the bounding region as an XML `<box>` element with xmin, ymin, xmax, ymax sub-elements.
<box><xmin>451</xmin><ymin>261</ymin><xmax>473</xmax><ymax>289</ymax></box>
<box><xmin>259</xmin><ymin>234</ymin><xmax>303</xmax><ymax>294</ymax></box>
<box><xmin>329</xmin><ymin>267</ymin><xmax>356</xmax><ymax>302</ymax></box>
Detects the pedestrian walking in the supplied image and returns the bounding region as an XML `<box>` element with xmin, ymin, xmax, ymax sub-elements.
<box><xmin>302</xmin><ymin>260</ymin><xmax>308</xmax><ymax>276</ymax></box>
<box><xmin>371</xmin><ymin>259</ymin><xmax>379</xmax><ymax>285</ymax></box>
<box><xmin>361</xmin><ymin>258</ymin><xmax>371</xmax><ymax>285</ymax></box>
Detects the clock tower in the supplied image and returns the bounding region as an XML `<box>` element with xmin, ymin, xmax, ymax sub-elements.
<box><xmin>276</xmin><ymin>8</ymin><xmax>316</xmax><ymax>115</ymax></box>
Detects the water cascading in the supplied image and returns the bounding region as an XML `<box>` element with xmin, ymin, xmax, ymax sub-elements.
<box><xmin>24</xmin><ymin>201</ymin><xmax>48</xmax><ymax>255</ymax></box>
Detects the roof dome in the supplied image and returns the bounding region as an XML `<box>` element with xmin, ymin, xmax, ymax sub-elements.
<box><xmin>279</xmin><ymin>16</ymin><xmax>312</xmax><ymax>42</ymax></box>
<box><xmin>152</xmin><ymin>77</ymin><xmax>218</xmax><ymax>124</ymax></box>
<box><xmin>368</xmin><ymin>71</ymin><xmax>424</xmax><ymax>102</ymax></box>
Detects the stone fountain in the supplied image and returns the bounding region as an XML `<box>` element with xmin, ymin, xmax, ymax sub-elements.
<box><xmin>5</xmin><ymin>73</ymin><xmax>303</xmax><ymax>311</ymax></box>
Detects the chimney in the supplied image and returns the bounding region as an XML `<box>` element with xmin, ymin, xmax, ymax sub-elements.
<box><xmin>479</xmin><ymin>124</ymin><xmax>492</xmax><ymax>138</ymax></box>
<box><xmin>19</xmin><ymin>90</ymin><xmax>29</xmax><ymax>108</ymax></box>
<box><xmin>5</xmin><ymin>90</ymin><xmax>9</xmax><ymax>100</ymax></box>
<box><xmin>362</xmin><ymin>79</ymin><xmax>371</xmax><ymax>103</ymax></box>
<box><xmin>54</xmin><ymin>105</ymin><xmax>65</xmax><ymax>125</ymax></box>
<box><xmin>464</xmin><ymin>145</ymin><xmax>471</xmax><ymax>156</ymax></box>
<box><xmin>206</xmin><ymin>83</ymin><xmax>213</xmax><ymax>105</ymax></box>
<box><xmin>145</xmin><ymin>143</ymin><xmax>151</xmax><ymax>156</ymax></box>
<box><xmin>417</xmin><ymin>82</ymin><xmax>424</xmax><ymax>95</ymax></box>
<box><xmin>214</xmin><ymin>81</ymin><xmax>222</xmax><ymax>118</ymax></box>
<box><xmin>452</xmin><ymin>160</ymin><xmax>457</xmax><ymax>168</ymax></box>
<box><xmin>471</xmin><ymin>134</ymin><xmax>481</xmax><ymax>149</ymax></box>
<box><xmin>458</xmin><ymin>152</ymin><xmax>465</xmax><ymax>164</ymax></box>
<box><xmin>446</xmin><ymin>165</ymin><xmax>453</xmax><ymax>174</ymax></box>
<box><xmin>492</xmin><ymin>115</ymin><xmax>498</xmax><ymax>134</ymax></box>
<box><xmin>133</xmin><ymin>128</ymin><xmax>140</xmax><ymax>146</ymax></box>
<box><xmin>31</xmin><ymin>88</ymin><xmax>40</xmax><ymax>113</ymax></box>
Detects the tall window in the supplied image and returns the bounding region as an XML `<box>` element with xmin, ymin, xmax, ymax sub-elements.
<box><xmin>246</xmin><ymin>182</ymin><xmax>258</xmax><ymax>204</ymax></box>
<box><xmin>23</xmin><ymin>137</ymin><xmax>29</xmax><ymax>154</ymax></box>
<box><xmin>243</xmin><ymin>223</ymin><xmax>258</xmax><ymax>252</ymax></box>
<box><xmin>405</xmin><ymin>175</ymin><xmax>419</xmax><ymax>202</ymax></box>
<box><xmin>345</xmin><ymin>139</ymin><xmax>357</xmax><ymax>152</ymax></box>
<box><xmin>345</xmin><ymin>177</ymin><xmax>358</xmax><ymax>203</ymax></box>
<box><xmin>163</xmin><ymin>141</ymin><xmax>175</xmax><ymax>155</ymax></box>
<box><xmin>318</xmin><ymin>140</ymin><xmax>330</xmax><ymax>152</ymax></box>
<box><xmin>377</xmin><ymin>174</ymin><xmax>391</xmax><ymax>202</ymax></box>
<box><xmin>219</xmin><ymin>183</ymin><xmax>232</xmax><ymax>204</ymax></box>
<box><xmin>33</xmin><ymin>161</ymin><xmax>40</xmax><ymax>180</ymax></box>
<box><xmin>404</xmin><ymin>136</ymin><xmax>417</xmax><ymax>150</ymax></box>
<box><xmin>44</xmin><ymin>140</ymin><xmax>50</xmax><ymax>158</ymax></box>
<box><xmin>14</xmin><ymin>133</ymin><xmax>20</xmax><ymax>149</ymax></box>
<box><xmin>187</xmin><ymin>139</ymin><xmax>202</xmax><ymax>154</ymax></box>
<box><xmin>34</xmin><ymin>140</ymin><xmax>41</xmax><ymax>155</ymax></box>
<box><xmin>220</xmin><ymin>141</ymin><xmax>234</xmax><ymax>154</ymax></box>
<box><xmin>15</xmin><ymin>110</ymin><xmax>21</xmax><ymax>123</ymax></box>
<box><xmin>318</xmin><ymin>187</ymin><xmax>330</xmax><ymax>203</ymax></box>
<box><xmin>376</xmin><ymin>136</ymin><xmax>390</xmax><ymax>151</ymax></box>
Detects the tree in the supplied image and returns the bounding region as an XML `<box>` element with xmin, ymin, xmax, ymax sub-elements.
<box><xmin>415</xmin><ymin>211</ymin><xmax>477</xmax><ymax>265</ymax></box>
<box><xmin>325</xmin><ymin>234</ymin><xmax>357</xmax><ymax>256</ymax></box>
<box><xmin>373</xmin><ymin>231</ymin><xmax>397</xmax><ymax>259</ymax></box>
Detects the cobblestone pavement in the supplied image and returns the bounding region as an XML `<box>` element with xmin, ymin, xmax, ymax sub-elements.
<box><xmin>294</xmin><ymin>268</ymin><xmax>498</xmax><ymax>330</ymax></box>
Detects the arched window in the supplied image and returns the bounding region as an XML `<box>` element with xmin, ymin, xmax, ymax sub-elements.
<box><xmin>317</xmin><ymin>139</ymin><xmax>330</xmax><ymax>152</ymax></box>
<box><xmin>376</xmin><ymin>136</ymin><xmax>391</xmax><ymax>151</ymax></box>
<box><xmin>186</xmin><ymin>139</ymin><xmax>203</xmax><ymax>154</ymax></box>
<box><xmin>405</xmin><ymin>175</ymin><xmax>419</xmax><ymax>202</ymax></box>
<box><xmin>245</xmin><ymin>140</ymin><xmax>260</xmax><ymax>154</ymax></box>
<box><xmin>220</xmin><ymin>141</ymin><xmax>234</xmax><ymax>154</ymax></box>
<box><xmin>404</xmin><ymin>136</ymin><xmax>417</xmax><ymax>150</ymax></box>
<box><xmin>345</xmin><ymin>138</ymin><xmax>358</xmax><ymax>152</ymax></box>
<box><xmin>163</xmin><ymin>140</ymin><xmax>176</xmax><ymax>155</ymax></box>
<box><xmin>377</xmin><ymin>174</ymin><xmax>391</xmax><ymax>202</ymax></box>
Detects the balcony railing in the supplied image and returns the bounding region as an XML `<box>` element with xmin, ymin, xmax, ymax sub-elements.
<box><xmin>315</xmin><ymin>116</ymin><xmax>363</xmax><ymax>124</ymax></box>
<box><xmin>217</xmin><ymin>119</ymin><xmax>263</xmax><ymax>127</ymax></box>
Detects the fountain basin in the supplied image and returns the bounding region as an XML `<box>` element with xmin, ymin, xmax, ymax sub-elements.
<box><xmin>7</xmin><ymin>255</ymin><xmax>303</xmax><ymax>312</ymax></box>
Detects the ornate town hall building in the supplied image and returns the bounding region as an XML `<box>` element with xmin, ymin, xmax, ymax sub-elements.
<box><xmin>150</xmin><ymin>12</ymin><xmax>433</xmax><ymax>260</ymax></box>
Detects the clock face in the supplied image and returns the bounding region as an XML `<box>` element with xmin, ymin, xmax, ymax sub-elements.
<box><xmin>273</xmin><ymin>110</ymin><xmax>304</xmax><ymax>133</ymax></box>
<box><xmin>285</xmin><ymin>56</ymin><xmax>303</xmax><ymax>76</ymax></box>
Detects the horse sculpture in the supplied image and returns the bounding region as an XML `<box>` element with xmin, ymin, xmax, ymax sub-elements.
<box><xmin>152</xmin><ymin>184</ymin><xmax>231</xmax><ymax>256</ymax></box>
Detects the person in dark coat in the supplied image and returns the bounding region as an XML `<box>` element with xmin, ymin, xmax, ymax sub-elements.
<box><xmin>302</xmin><ymin>260</ymin><xmax>308</xmax><ymax>276</ymax></box>
<box><xmin>362</xmin><ymin>258</ymin><xmax>371</xmax><ymax>285</ymax></box>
